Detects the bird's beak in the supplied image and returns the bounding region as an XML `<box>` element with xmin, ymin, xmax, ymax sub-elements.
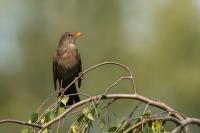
<box><xmin>75</xmin><ymin>32</ymin><xmax>83</xmax><ymax>38</ymax></box>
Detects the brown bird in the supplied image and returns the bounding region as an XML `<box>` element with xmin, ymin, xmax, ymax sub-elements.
<box><xmin>53</xmin><ymin>32</ymin><xmax>82</xmax><ymax>105</ymax></box>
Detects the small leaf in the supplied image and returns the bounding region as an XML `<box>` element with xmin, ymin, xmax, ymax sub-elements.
<box><xmin>49</xmin><ymin>111</ymin><xmax>56</xmax><ymax>120</ymax></box>
<box><xmin>41</xmin><ymin>128</ymin><xmax>48</xmax><ymax>133</ymax></box>
<box><xmin>82</xmin><ymin>107</ymin><xmax>94</xmax><ymax>121</ymax></box>
<box><xmin>44</xmin><ymin>111</ymin><xmax>51</xmax><ymax>122</ymax></box>
<box><xmin>143</xmin><ymin>125</ymin><xmax>154</xmax><ymax>133</ymax></box>
<box><xmin>70</xmin><ymin>124</ymin><xmax>77</xmax><ymax>133</ymax></box>
<box><xmin>152</xmin><ymin>121</ymin><xmax>161</xmax><ymax>133</ymax></box>
<box><xmin>143</xmin><ymin>110</ymin><xmax>151</xmax><ymax>117</ymax></box>
<box><xmin>30</xmin><ymin>112</ymin><xmax>38</xmax><ymax>123</ymax></box>
<box><xmin>44</xmin><ymin>108</ymin><xmax>51</xmax><ymax>114</ymax></box>
<box><xmin>61</xmin><ymin>95</ymin><xmax>69</xmax><ymax>105</ymax></box>
<box><xmin>40</xmin><ymin>117</ymin><xmax>46</xmax><ymax>124</ymax></box>
<box><xmin>77</xmin><ymin>114</ymin><xmax>85</xmax><ymax>123</ymax></box>
<box><xmin>21</xmin><ymin>128</ymin><xmax>30</xmax><ymax>133</ymax></box>
<box><xmin>82</xmin><ymin>107</ymin><xmax>90</xmax><ymax>114</ymax></box>
<box><xmin>99</xmin><ymin>119</ymin><xmax>105</xmax><ymax>129</ymax></box>
<box><xmin>108</xmin><ymin>127</ymin><xmax>117</xmax><ymax>132</ymax></box>
<box><xmin>58</xmin><ymin>107</ymin><xmax>65</xmax><ymax>115</ymax></box>
<box><xmin>45</xmin><ymin>110</ymin><xmax>56</xmax><ymax>122</ymax></box>
<box><xmin>86</xmin><ymin>113</ymin><xmax>94</xmax><ymax>121</ymax></box>
<box><xmin>81</xmin><ymin>125</ymin><xmax>86</xmax><ymax>133</ymax></box>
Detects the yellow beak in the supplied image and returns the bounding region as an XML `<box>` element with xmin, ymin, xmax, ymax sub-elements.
<box><xmin>75</xmin><ymin>32</ymin><xmax>83</xmax><ymax>37</ymax></box>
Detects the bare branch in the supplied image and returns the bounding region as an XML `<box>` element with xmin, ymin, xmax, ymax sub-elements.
<box><xmin>172</xmin><ymin>118</ymin><xmax>200</xmax><ymax>133</ymax></box>
<box><xmin>0</xmin><ymin>119</ymin><xmax>42</xmax><ymax>129</ymax></box>
<box><xmin>103</xmin><ymin>76</ymin><xmax>131</xmax><ymax>95</ymax></box>
<box><xmin>59</xmin><ymin>62</ymin><xmax>137</xmax><ymax>99</ymax></box>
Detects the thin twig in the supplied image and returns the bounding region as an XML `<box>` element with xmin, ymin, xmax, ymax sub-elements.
<box><xmin>102</xmin><ymin>99</ymin><xmax>118</xmax><ymax>109</ymax></box>
<box><xmin>128</xmin><ymin>102</ymin><xmax>143</xmax><ymax>119</ymax></box>
<box><xmin>36</xmin><ymin>91</ymin><xmax>58</xmax><ymax>113</ymax></box>
<box><xmin>58</xmin><ymin>62</ymin><xmax>137</xmax><ymax>99</ymax></box>
<box><xmin>143</xmin><ymin>103</ymin><xmax>149</xmax><ymax>115</ymax></box>
<box><xmin>56</xmin><ymin>120</ymin><xmax>60</xmax><ymax>133</ymax></box>
<box><xmin>103</xmin><ymin>76</ymin><xmax>131</xmax><ymax>95</ymax></box>
<box><xmin>0</xmin><ymin>119</ymin><xmax>42</xmax><ymax>129</ymax></box>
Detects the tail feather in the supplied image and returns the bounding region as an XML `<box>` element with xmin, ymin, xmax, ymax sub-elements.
<box><xmin>59</xmin><ymin>82</ymin><xmax>80</xmax><ymax>105</ymax></box>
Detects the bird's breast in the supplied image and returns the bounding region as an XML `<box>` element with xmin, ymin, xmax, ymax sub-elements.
<box><xmin>57</xmin><ymin>48</ymin><xmax>79</xmax><ymax>69</ymax></box>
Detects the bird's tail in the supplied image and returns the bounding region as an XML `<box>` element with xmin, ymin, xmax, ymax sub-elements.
<box><xmin>59</xmin><ymin>83</ymin><xmax>80</xmax><ymax>106</ymax></box>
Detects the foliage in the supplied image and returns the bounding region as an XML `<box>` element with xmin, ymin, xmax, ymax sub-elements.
<box><xmin>21</xmin><ymin>97</ymin><xmax>169</xmax><ymax>133</ymax></box>
<box><xmin>0</xmin><ymin>62</ymin><xmax>196</xmax><ymax>133</ymax></box>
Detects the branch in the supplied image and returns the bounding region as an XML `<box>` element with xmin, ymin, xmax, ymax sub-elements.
<box><xmin>0</xmin><ymin>119</ymin><xmax>42</xmax><ymax>129</ymax></box>
<box><xmin>172</xmin><ymin>118</ymin><xmax>200</xmax><ymax>133</ymax></box>
<box><xmin>0</xmin><ymin>62</ymin><xmax>199</xmax><ymax>133</ymax></box>
<box><xmin>38</xmin><ymin>93</ymin><xmax>192</xmax><ymax>132</ymax></box>
<box><xmin>124</xmin><ymin>116</ymin><xmax>181</xmax><ymax>133</ymax></box>
<box><xmin>58</xmin><ymin>62</ymin><xmax>137</xmax><ymax>99</ymax></box>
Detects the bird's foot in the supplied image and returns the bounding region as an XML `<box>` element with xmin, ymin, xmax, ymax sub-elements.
<box><xmin>78</xmin><ymin>72</ymin><xmax>84</xmax><ymax>80</ymax></box>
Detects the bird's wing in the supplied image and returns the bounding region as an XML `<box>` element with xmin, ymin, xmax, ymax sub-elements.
<box><xmin>78</xmin><ymin>54</ymin><xmax>82</xmax><ymax>88</ymax></box>
<box><xmin>53</xmin><ymin>54</ymin><xmax>58</xmax><ymax>90</ymax></box>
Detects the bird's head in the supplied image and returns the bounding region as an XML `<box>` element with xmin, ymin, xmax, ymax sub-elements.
<box><xmin>60</xmin><ymin>32</ymin><xmax>82</xmax><ymax>44</ymax></box>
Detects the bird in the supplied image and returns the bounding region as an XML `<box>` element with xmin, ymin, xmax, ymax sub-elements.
<box><xmin>53</xmin><ymin>32</ymin><xmax>82</xmax><ymax>105</ymax></box>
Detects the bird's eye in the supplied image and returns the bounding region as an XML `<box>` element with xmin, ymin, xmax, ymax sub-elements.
<box><xmin>67</xmin><ymin>34</ymin><xmax>71</xmax><ymax>37</ymax></box>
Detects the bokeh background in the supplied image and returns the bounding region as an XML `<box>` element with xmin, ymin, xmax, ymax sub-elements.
<box><xmin>0</xmin><ymin>0</ymin><xmax>200</xmax><ymax>132</ymax></box>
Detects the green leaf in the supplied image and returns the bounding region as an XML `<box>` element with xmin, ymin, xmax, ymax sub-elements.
<box><xmin>143</xmin><ymin>110</ymin><xmax>151</xmax><ymax>117</ymax></box>
<box><xmin>41</xmin><ymin>128</ymin><xmax>48</xmax><ymax>133</ymax></box>
<box><xmin>58</xmin><ymin>107</ymin><xmax>65</xmax><ymax>115</ymax></box>
<box><xmin>44</xmin><ymin>108</ymin><xmax>51</xmax><ymax>115</ymax></box>
<box><xmin>82</xmin><ymin>107</ymin><xmax>90</xmax><ymax>114</ymax></box>
<box><xmin>50</xmin><ymin>111</ymin><xmax>56</xmax><ymax>120</ymax></box>
<box><xmin>40</xmin><ymin>116</ymin><xmax>46</xmax><ymax>124</ymax></box>
<box><xmin>152</xmin><ymin>121</ymin><xmax>161</xmax><ymax>133</ymax></box>
<box><xmin>77</xmin><ymin>114</ymin><xmax>85</xmax><ymax>123</ymax></box>
<box><xmin>86</xmin><ymin>113</ymin><xmax>94</xmax><ymax>121</ymax></box>
<box><xmin>108</xmin><ymin>127</ymin><xmax>117</xmax><ymax>132</ymax></box>
<box><xmin>30</xmin><ymin>112</ymin><xmax>38</xmax><ymax>123</ymax></box>
<box><xmin>44</xmin><ymin>111</ymin><xmax>51</xmax><ymax>122</ymax></box>
<box><xmin>81</xmin><ymin>125</ymin><xmax>87</xmax><ymax>133</ymax></box>
<box><xmin>82</xmin><ymin>107</ymin><xmax>94</xmax><ymax>121</ymax></box>
<box><xmin>21</xmin><ymin>128</ymin><xmax>30</xmax><ymax>133</ymax></box>
<box><xmin>70</xmin><ymin>123</ymin><xmax>77</xmax><ymax>133</ymax></box>
<box><xmin>61</xmin><ymin>95</ymin><xmax>69</xmax><ymax>105</ymax></box>
<box><xmin>99</xmin><ymin>119</ymin><xmax>105</xmax><ymax>129</ymax></box>
<box><xmin>44</xmin><ymin>110</ymin><xmax>56</xmax><ymax>122</ymax></box>
<box><xmin>143</xmin><ymin>125</ymin><xmax>154</xmax><ymax>133</ymax></box>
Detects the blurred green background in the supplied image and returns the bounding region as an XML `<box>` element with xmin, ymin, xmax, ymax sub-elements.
<box><xmin>0</xmin><ymin>0</ymin><xmax>200</xmax><ymax>132</ymax></box>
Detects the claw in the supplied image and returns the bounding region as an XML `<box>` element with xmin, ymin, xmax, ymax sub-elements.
<box><xmin>78</xmin><ymin>72</ymin><xmax>84</xmax><ymax>80</ymax></box>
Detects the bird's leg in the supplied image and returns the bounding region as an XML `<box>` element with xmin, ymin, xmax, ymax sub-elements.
<box><xmin>78</xmin><ymin>72</ymin><xmax>84</xmax><ymax>80</ymax></box>
<box><xmin>58</xmin><ymin>80</ymin><xmax>64</xmax><ymax>97</ymax></box>
<box><xmin>60</xmin><ymin>80</ymin><xmax>63</xmax><ymax>89</ymax></box>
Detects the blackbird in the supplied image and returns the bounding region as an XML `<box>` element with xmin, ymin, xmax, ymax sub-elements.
<box><xmin>53</xmin><ymin>32</ymin><xmax>82</xmax><ymax>105</ymax></box>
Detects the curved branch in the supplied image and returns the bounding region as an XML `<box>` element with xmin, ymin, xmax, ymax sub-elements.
<box><xmin>124</xmin><ymin>116</ymin><xmax>181</xmax><ymax>133</ymax></box>
<box><xmin>172</xmin><ymin>118</ymin><xmax>200</xmax><ymax>133</ymax></box>
<box><xmin>59</xmin><ymin>62</ymin><xmax>137</xmax><ymax>99</ymax></box>
<box><xmin>1</xmin><ymin>62</ymin><xmax>199</xmax><ymax>133</ymax></box>
<box><xmin>39</xmin><ymin>93</ymin><xmax>193</xmax><ymax>132</ymax></box>
<box><xmin>0</xmin><ymin>119</ymin><xmax>42</xmax><ymax>129</ymax></box>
